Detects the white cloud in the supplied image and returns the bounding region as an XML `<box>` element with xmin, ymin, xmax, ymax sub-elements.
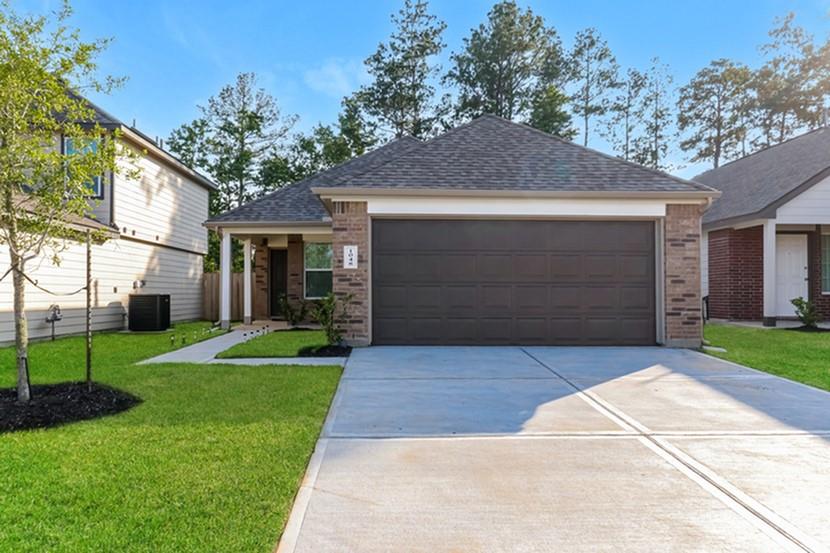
<box><xmin>303</xmin><ymin>59</ymin><xmax>369</xmax><ymax>98</ymax></box>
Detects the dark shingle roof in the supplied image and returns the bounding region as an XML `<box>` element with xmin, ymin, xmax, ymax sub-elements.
<box><xmin>328</xmin><ymin>115</ymin><xmax>713</xmax><ymax>193</ymax></box>
<box><xmin>697</xmin><ymin>127</ymin><xmax>830</xmax><ymax>225</ymax></box>
<box><xmin>206</xmin><ymin>136</ymin><xmax>421</xmax><ymax>224</ymax></box>
<box><xmin>209</xmin><ymin>115</ymin><xmax>715</xmax><ymax>225</ymax></box>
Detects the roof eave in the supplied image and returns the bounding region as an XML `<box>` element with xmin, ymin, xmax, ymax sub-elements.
<box><xmin>203</xmin><ymin>219</ymin><xmax>331</xmax><ymax>230</ymax></box>
<box><xmin>311</xmin><ymin>186</ymin><xmax>720</xmax><ymax>200</ymax></box>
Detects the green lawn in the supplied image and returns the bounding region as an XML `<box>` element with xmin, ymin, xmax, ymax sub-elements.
<box><xmin>704</xmin><ymin>323</ymin><xmax>830</xmax><ymax>392</ymax></box>
<box><xmin>0</xmin><ymin>322</ymin><xmax>341</xmax><ymax>552</ymax></box>
<box><xmin>216</xmin><ymin>329</ymin><xmax>328</xmax><ymax>358</ymax></box>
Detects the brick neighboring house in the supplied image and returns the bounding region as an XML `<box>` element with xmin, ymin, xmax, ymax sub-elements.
<box><xmin>206</xmin><ymin>115</ymin><xmax>718</xmax><ymax>347</ymax></box>
<box><xmin>698</xmin><ymin>127</ymin><xmax>830</xmax><ymax>325</ymax></box>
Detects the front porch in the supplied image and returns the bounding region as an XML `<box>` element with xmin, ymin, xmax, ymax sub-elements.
<box><xmin>215</xmin><ymin>225</ymin><xmax>334</xmax><ymax>328</ymax></box>
<box><xmin>706</xmin><ymin>221</ymin><xmax>830</xmax><ymax>325</ymax></box>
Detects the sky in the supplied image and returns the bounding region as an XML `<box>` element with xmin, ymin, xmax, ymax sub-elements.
<box><xmin>18</xmin><ymin>0</ymin><xmax>830</xmax><ymax>177</ymax></box>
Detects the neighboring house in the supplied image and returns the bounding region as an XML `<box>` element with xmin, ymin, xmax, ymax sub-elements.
<box><xmin>207</xmin><ymin>115</ymin><xmax>718</xmax><ymax>347</ymax></box>
<box><xmin>0</xmin><ymin>102</ymin><xmax>217</xmax><ymax>344</ymax></box>
<box><xmin>697</xmin><ymin>128</ymin><xmax>830</xmax><ymax>326</ymax></box>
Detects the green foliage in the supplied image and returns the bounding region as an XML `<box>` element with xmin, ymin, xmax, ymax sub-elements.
<box><xmin>529</xmin><ymin>85</ymin><xmax>575</xmax><ymax>138</ymax></box>
<box><xmin>216</xmin><ymin>329</ymin><xmax>328</xmax><ymax>358</ymax></box>
<box><xmin>677</xmin><ymin>59</ymin><xmax>753</xmax><ymax>168</ymax></box>
<box><xmin>0</xmin><ymin>322</ymin><xmax>340</xmax><ymax>551</ymax></box>
<box><xmin>279</xmin><ymin>294</ymin><xmax>309</xmax><ymax>327</ymax></box>
<box><xmin>356</xmin><ymin>0</ymin><xmax>447</xmax><ymax>138</ymax></box>
<box><xmin>791</xmin><ymin>297</ymin><xmax>819</xmax><ymax>328</ymax></box>
<box><xmin>603</xmin><ymin>68</ymin><xmax>647</xmax><ymax>161</ymax></box>
<box><xmin>312</xmin><ymin>293</ymin><xmax>353</xmax><ymax>345</ymax></box>
<box><xmin>446</xmin><ymin>1</ymin><xmax>564</xmax><ymax>123</ymax></box>
<box><xmin>632</xmin><ymin>58</ymin><xmax>674</xmax><ymax>171</ymax></box>
<box><xmin>568</xmin><ymin>27</ymin><xmax>619</xmax><ymax>146</ymax></box>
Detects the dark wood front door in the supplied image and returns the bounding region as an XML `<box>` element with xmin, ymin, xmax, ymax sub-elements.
<box><xmin>269</xmin><ymin>249</ymin><xmax>288</xmax><ymax>318</ymax></box>
<box><xmin>372</xmin><ymin>219</ymin><xmax>656</xmax><ymax>346</ymax></box>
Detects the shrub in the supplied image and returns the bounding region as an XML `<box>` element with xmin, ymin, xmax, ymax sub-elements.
<box><xmin>278</xmin><ymin>294</ymin><xmax>308</xmax><ymax>327</ymax></box>
<box><xmin>312</xmin><ymin>292</ymin><xmax>352</xmax><ymax>345</ymax></box>
<box><xmin>791</xmin><ymin>297</ymin><xmax>819</xmax><ymax>328</ymax></box>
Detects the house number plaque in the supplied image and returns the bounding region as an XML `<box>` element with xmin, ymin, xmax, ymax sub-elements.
<box><xmin>343</xmin><ymin>245</ymin><xmax>358</xmax><ymax>269</ymax></box>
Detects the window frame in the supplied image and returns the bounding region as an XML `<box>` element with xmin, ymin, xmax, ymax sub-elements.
<box><xmin>303</xmin><ymin>242</ymin><xmax>333</xmax><ymax>300</ymax></box>
<box><xmin>63</xmin><ymin>136</ymin><xmax>104</xmax><ymax>199</ymax></box>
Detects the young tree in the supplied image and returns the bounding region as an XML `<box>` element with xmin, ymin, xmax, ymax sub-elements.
<box><xmin>633</xmin><ymin>58</ymin><xmax>675</xmax><ymax>171</ymax></box>
<box><xmin>357</xmin><ymin>0</ymin><xmax>447</xmax><ymax>139</ymax></box>
<box><xmin>529</xmin><ymin>85</ymin><xmax>576</xmax><ymax>138</ymax></box>
<box><xmin>677</xmin><ymin>59</ymin><xmax>752</xmax><ymax>168</ymax></box>
<box><xmin>0</xmin><ymin>2</ymin><xmax>133</xmax><ymax>402</ymax></box>
<box><xmin>603</xmin><ymin>68</ymin><xmax>646</xmax><ymax>161</ymax></box>
<box><xmin>569</xmin><ymin>28</ymin><xmax>619</xmax><ymax>146</ymax></box>
<box><xmin>445</xmin><ymin>1</ymin><xmax>564</xmax><ymax>122</ymax></box>
<box><xmin>752</xmin><ymin>13</ymin><xmax>829</xmax><ymax>147</ymax></box>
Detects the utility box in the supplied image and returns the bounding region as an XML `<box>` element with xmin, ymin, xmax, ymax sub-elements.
<box><xmin>128</xmin><ymin>294</ymin><xmax>170</xmax><ymax>331</ymax></box>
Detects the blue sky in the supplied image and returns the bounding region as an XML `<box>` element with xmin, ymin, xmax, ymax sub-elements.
<box><xmin>20</xmin><ymin>0</ymin><xmax>830</xmax><ymax>177</ymax></box>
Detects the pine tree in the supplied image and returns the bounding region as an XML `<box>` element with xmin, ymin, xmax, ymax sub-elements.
<box><xmin>569</xmin><ymin>28</ymin><xmax>619</xmax><ymax>146</ymax></box>
<box><xmin>603</xmin><ymin>68</ymin><xmax>647</xmax><ymax>161</ymax></box>
<box><xmin>633</xmin><ymin>58</ymin><xmax>674</xmax><ymax>171</ymax></box>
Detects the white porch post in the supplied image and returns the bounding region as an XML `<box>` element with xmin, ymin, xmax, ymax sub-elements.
<box><xmin>243</xmin><ymin>238</ymin><xmax>252</xmax><ymax>325</ymax></box>
<box><xmin>220</xmin><ymin>230</ymin><xmax>232</xmax><ymax>329</ymax></box>
<box><xmin>763</xmin><ymin>219</ymin><xmax>777</xmax><ymax>326</ymax></box>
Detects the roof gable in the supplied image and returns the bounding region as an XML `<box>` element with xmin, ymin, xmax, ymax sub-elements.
<box><xmin>697</xmin><ymin>127</ymin><xmax>830</xmax><ymax>225</ymax></box>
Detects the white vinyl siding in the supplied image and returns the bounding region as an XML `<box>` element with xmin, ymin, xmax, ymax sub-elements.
<box><xmin>0</xmin><ymin>236</ymin><xmax>203</xmax><ymax>345</ymax></box>
<box><xmin>776</xmin><ymin>174</ymin><xmax>830</xmax><ymax>224</ymax></box>
<box><xmin>114</xmin><ymin>145</ymin><xmax>209</xmax><ymax>255</ymax></box>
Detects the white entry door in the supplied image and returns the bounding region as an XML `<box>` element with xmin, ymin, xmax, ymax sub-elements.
<box><xmin>775</xmin><ymin>234</ymin><xmax>809</xmax><ymax>316</ymax></box>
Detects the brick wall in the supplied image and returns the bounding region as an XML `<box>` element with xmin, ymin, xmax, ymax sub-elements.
<box><xmin>664</xmin><ymin>204</ymin><xmax>704</xmax><ymax>346</ymax></box>
<box><xmin>287</xmin><ymin>235</ymin><xmax>304</xmax><ymax>306</ymax></box>
<box><xmin>706</xmin><ymin>226</ymin><xmax>763</xmax><ymax>320</ymax></box>
<box><xmin>332</xmin><ymin>201</ymin><xmax>370</xmax><ymax>345</ymax></box>
<box><xmin>253</xmin><ymin>238</ymin><xmax>269</xmax><ymax>320</ymax></box>
<box><xmin>808</xmin><ymin>230</ymin><xmax>830</xmax><ymax>319</ymax></box>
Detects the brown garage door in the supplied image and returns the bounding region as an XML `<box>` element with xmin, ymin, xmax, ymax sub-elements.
<box><xmin>372</xmin><ymin>219</ymin><xmax>656</xmax><ymax>345</ymax></box>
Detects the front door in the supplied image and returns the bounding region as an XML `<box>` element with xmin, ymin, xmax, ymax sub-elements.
<box><xmin>269</xmin><ymin>249</ymin><xmax>288</xmax><ymax>318</ymax></box>
<box><xmin>775</xmin><ymin>234</ymin><xmax>809</xmax><ymax>317</ymax></box>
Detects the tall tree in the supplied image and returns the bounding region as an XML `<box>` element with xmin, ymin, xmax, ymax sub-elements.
<box><xmin>528</xmin><ymin>85</ymin><xmax>575</xmax><ymax>138</ymax></box>
<box><xmin>603</xmin><ymin>68</ymin><xmax>647</xmax><ymax>161</ymax></box>
<box><xmin>0</xmin><ymin>1</ymin><xmax>136</xmax><ymax>402</ymax></box>
<box><xmin>677</xmin><ymin>59</ymin><xmax>752</xmax><ymax>168</ymax></box>
<box><xmin>633</xmin><ymin>58</ymin><xmax>675</xmax><ymax>171</ymax></box>
<box><xmin>569</xmin><ymin>28</ymin><xmax>619</xmax><ymax>146</ymax></box>
<box><xmin>167</xmin><ymin>118</ymin><xmax>210</xmax><ymax>171</ymax></box>
<box><xmin>752</xmin><ymin>13</ymin><xmax>829</xmax><ymax>147</ymax></box>
<box><xmin>445</xmin><ymin>0</ymin><xmax>564</xmax><ymax>122</ymax></box>
<box><xmin>357</xmin><ymin>0</ymin><xmax>447</xmax><ymax>139</ymax></box>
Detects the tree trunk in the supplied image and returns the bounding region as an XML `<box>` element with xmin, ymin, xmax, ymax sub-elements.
<box><xmin>11</xmin><ymin>248</ymin><xmax>31</xmax><ymax>403</ymax></box>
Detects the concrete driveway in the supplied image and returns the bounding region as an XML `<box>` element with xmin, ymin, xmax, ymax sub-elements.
<box><xmin>279</xmin><ymin>347</ymin><xmax>830</xmax><ymax>553</ymax></box>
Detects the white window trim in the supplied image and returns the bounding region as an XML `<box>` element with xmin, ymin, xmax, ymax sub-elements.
<box><xmin>63</xmin><ymin>137</ymin><xmax>104</xmax><ymax>199</ymax></box>
<box><xmin>303</xmin><ymin>243</ymin><xmax>333</xmax><ymax>300</ymax></box>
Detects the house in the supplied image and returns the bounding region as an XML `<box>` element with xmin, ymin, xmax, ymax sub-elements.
<box><xmin>0</xmin><ymin>102</ymin><xmax>217</xmax><ymax>344</ymax></box>
<box><xmin>697</xmin><ymin>128</ymin><xmax>830</xmax><ymax>326</ymax></box>
<box><xmin>206</xmin><ymin>115</ymin><xmax>718</xmax><ymax>347</ymax></box>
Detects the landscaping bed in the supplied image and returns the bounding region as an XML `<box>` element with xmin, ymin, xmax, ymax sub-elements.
<box><xmin>0</xmin><ymin>382</ymin><xmax>140</xmax><ymax>433</ymax></box>
<box><xmin>217</xmin><ymin>329</ymin><xmax>350</xmax><ymax>358</ymax></box>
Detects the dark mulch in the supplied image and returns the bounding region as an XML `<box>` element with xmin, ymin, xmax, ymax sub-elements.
<box><xmin>0</xmin><ymin>382</ymin><xmax>141</xmax><ymax>433</ymax></box>
<box><xmin>299</xmin><ymin>345</ymin><xmax>352</xmax><ymax>358</ymax></box>
<box><xmin>785</xmin><ymin>325</ymin><xmax>830</xmax><ymax>333</ymax></box>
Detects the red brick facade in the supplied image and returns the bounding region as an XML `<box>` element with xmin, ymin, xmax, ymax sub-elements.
<box><xmin>706</xmin><ymin>226</ymin><xmax>764</xmax><ymax>320</ymax></box>
<box><xmin>252</xmin><ymin>235</ymin><xmax>306</xmax><ymax>321</ymax></box>
<box><xmin>664</xmin><ymin>204</ymin><xmax>704</xmax><ymax>346</ymax></box>
<box><xmin>807</xmin><ymin>229</ymin><xmax>830</xmax><ymax>319</ymax></box>
<box><xmin>253</xmin><ymin>238</ymin><xmax>269</xmax><ymax>320</ymax></box>
<box><xmin>331</xmin><ymin>201</ymin><xmax>370</xmax><ymax>345</ymax></box>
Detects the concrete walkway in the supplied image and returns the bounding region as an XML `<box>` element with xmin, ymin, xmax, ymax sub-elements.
<box><xmin>140</xmin><ymin>329</ymin><xmax>346</xmax><ymax>366</ymax></box>
<box><xmin>279</xmin><ymin>346</ymin><xmax>830</xmax><ymax>553</ymax></box>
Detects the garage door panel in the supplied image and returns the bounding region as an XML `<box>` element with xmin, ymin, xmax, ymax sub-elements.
<box><xmin>372</xmin><ymin>220</ymin><xmax>655</xmax><ymax>345</ymax></box>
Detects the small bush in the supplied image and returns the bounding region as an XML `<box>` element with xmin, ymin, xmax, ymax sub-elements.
<box><xmin>791</xmin><ymin>296</ymin><xmax>819</xmax><ymax>328</ymax></box>
<box><xmin>278</xmin><ymin>294</ymin><xmax>308</xmax><ymax>327</ymax></box>
<box><xmin>312</xmin><ymin>292</ymin><xmax>352</xmax><ymax>345</ymax></box>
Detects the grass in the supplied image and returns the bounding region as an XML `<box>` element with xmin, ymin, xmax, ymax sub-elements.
<box><xmin>704</xmin><ymin>323</ymin><xmax>830</xmax><ymax>392</ymax></box>
<box><xmin>216</xmin><ymin>329</ymin><xmax>329</xmax><ymax>358</ymax></box>
<box><xmin>0</xmin><ymin>322</ymin><xmax>341</xmax><ymax>552</ymax></box>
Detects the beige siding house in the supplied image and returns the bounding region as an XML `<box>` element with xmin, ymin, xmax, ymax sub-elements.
<box><xmin>0</xmin><ymin>103</ymin><xmax>216</xmax><ymax>344</ymax></box>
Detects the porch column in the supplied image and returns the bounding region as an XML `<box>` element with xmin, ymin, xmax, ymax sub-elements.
<box><xmin>763</xmin><ymin>219</ymin><xmax>777</xmax><ymax>326</ymax></box>
<box><xmin>243</xmin><ymin>238</ymin><xmax>252</xmax><ymax>325</ymax></box>
<box><xmin>220</xmin><ymin>230</ymin><xmax>232</xmax><ymax>329</ymax></box>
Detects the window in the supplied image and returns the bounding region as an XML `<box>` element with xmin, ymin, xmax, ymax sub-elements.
<box><xmin>64</xmin><ymin>137</ymin><xmax>103</xmax><ymax>198</ymax></box>
<box><xmin>822</xmin><ymin>234</ymin><xmax>830</xmax><ymax>293</ymax></box>
<box><xmin>304</xmin><ymin>243</ymin><xmax>333</xmax><ymax>299</ymax></box>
